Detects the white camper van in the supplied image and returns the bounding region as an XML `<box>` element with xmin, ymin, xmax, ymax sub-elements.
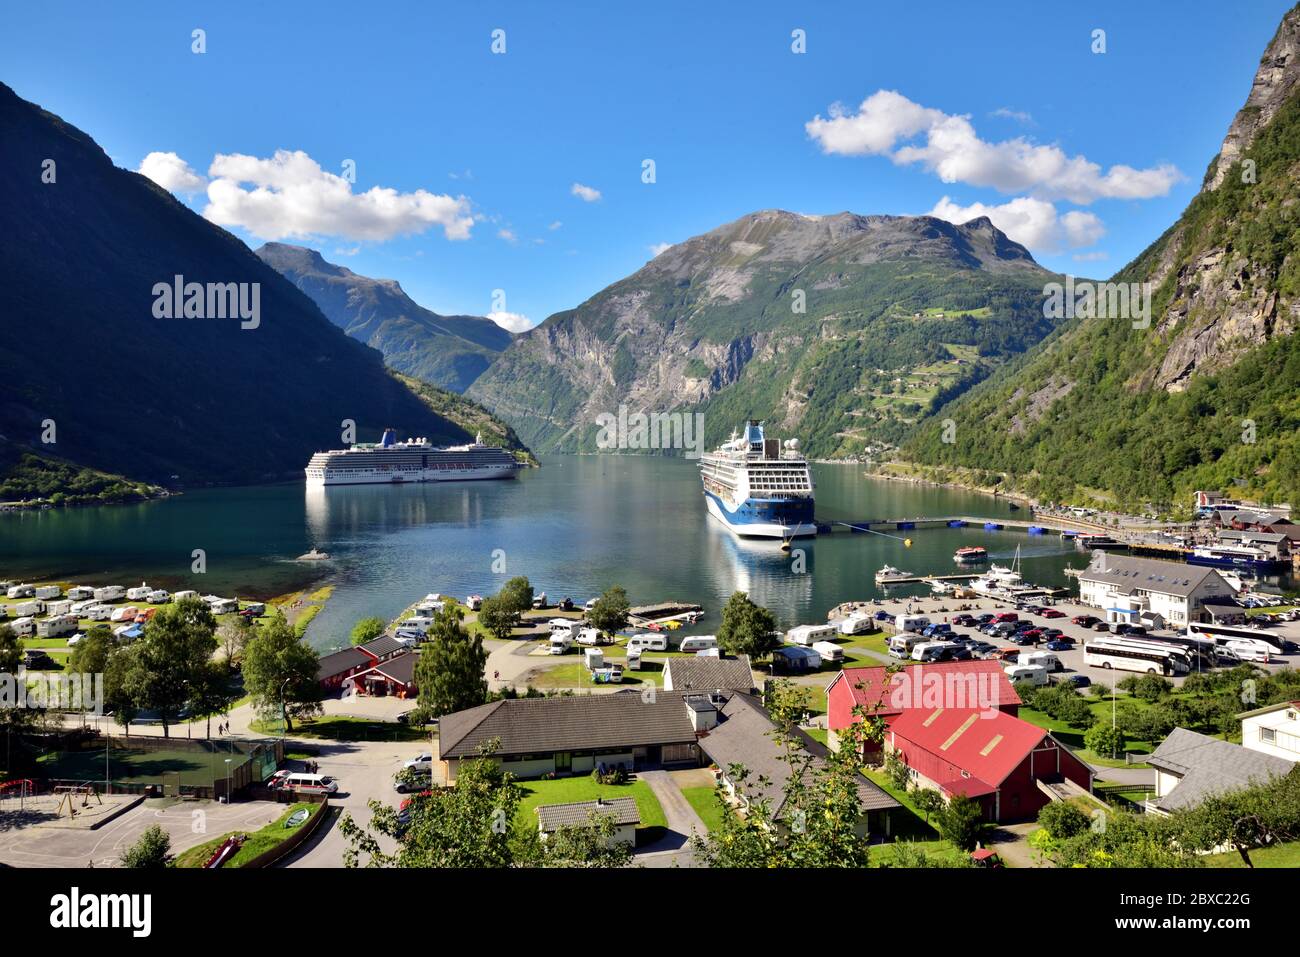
<box><xmin>838</xmin><ymin>615</ymin><xmax>877</xmax><ymax>636</ymax></box>
<box><xmin>911</xmin><ymin>640</ymin><xmax>958</xmax><ymax>662</ymax></box>
<box><xmin>895</xmin><ymin>615</ymin><xmax>932</xmax><ymax>634</ymax></box>
<box><xmin>812</xmin><ymin>640</ymin><xmax>844</xmax><ymax>664</ymax></box>
<box><xmin>1004</xmin><ymin>664</ymin><xmax>1049</xmax><ymax>686</ymax></box>
<box><xmin>67</xmin><ymin>586</ymin><xmax>96</xmax><ymax>601</ymax></box>
<box><xmin>548</xmin><ymin>634</ymin><xmax>573</xmax><ymax>655</ymax></box>
<box><xmin>678</xmin><ymin>636</ymin><xmax>719</xmax><ymax>654</ymax></box>
<box><xmin>576</xmin><ymin>627</ymin><xmax>606</xmax><ymax>647</ymax></box>
<box><xmin>1017</xmin><ymin>651</ymin><xmax>1062</xmax><ymax>672</ymax></box>
<box><xmin>788</xmin><ymin>623</ymin><xmax>838</xmax><ymax>646</ymax></box>
<box><xmin>584</xmin><ymin>647</ymin><xmax>605</xmax><ymax>671</ymax></box>
<box><xmin>626</xmin><ymin>648</ymin><xmax>643</xmax><ymax>671</ymax></box>
<box><xmin>85</xmin><ymin>605</ymin><xmax>112</xmax><ymax>621</ymax></box>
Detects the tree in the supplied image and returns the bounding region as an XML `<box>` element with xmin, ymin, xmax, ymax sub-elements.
<box><xmin>477</xmin><ymin>596</ymin><xmax>516</xmax><ymax>642</ymax></box>
<box><xmin>1038</xmin><ymin>800</ymin><xmax>1091</xmax><ymax>840</ymax></box>
<box><xmin>67</xmin><ymin>627</ymin><xmax>117</xmax><ymax>726</ymax></box>
<box><xmin>883</xmin><ymin>749</ymin><xmax>911</xmax><ymax>791</ymax></box>
<box><xmin>1055</xmin><ymin>693</ymin><xmax>1096</xmax><ymax>729</ymax></box>
<box><xmin>350</xmin><ymin>616</ymin><xmax>387</xmax><ymax>646</ymax></box>
<box><xmin>497</xmin><ymin>577</ymin><xmax>534</xmax><ymax>622</ymax></box>
<box><xmin>120</xmin><ymin>824</ymin><xmax>171</xmax><ymax>868</ymax></box>
<box><xmin>586</xmin><ymin>585</ymin><xmax>630</xmax><ymax>637</ymax></box>
<box><xmin>413</xmin><ymin>605</ymin><xmax>488</xmax><ymax>720</ymax></box>
<box><xmin>131</xmin><ymin>597</ymin><xmax>219</xmax><ymax>737</ymax></box>
<box><xmin>217</xmin><ymin>616</ymin><xmax>253</xmax><ymax>664</ymax></box>
<box><xmin>910</xmin><ymin>785</ymin><xmax>945</xmax><ymax>824</ymax></box>
<box><xmin>189</xmin><ymin>660</ymin><xmax>240</xmax><ymax>739</ymax></box>
<box><xmin>241</xmin><ymin>612</ymin><xmax>323</xmax><ymax>731</ymax></box>
<box><xmin>1084</xmin><ymin>722</ymin><xmax>1126</xmax><ymax>760</ymax></box>
<box><xmin>716</xmin><ymin>591</ymin><xmax>779</xmax><ymax>660</ymax></box>
<box><xmin>103</xmin><ymin>643</ymin><xmax>143</xmax><ymax>735</ymax></box>
<box><xmin>0</xmin><ymin>624</ymin><xmax>33</xmax><ymax>748</ymax></box>
<box><xmin>937</xmin><ymin>794</ymin><xmax>984</xmax><ymax>851</ymax></box>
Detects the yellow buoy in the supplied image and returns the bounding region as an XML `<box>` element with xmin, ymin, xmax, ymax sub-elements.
<box><xmin>904</xmin><ymin>538</ymin><xmax>913</xmax><ymax>548</ymax></box>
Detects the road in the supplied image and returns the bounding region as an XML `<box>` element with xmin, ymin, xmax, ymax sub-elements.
<box><xmin>635</xmin><ymin>769</ymin><xmax>707</xmax><ymax>868</ymax></box>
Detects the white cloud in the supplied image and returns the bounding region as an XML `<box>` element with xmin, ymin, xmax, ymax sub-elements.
<box><xmin>497</xmin><ymin>228</ymin><xmax>518</xmax><ymax>244</ymax></box>
<box><xmin>570</xmin><ymin>182</ymin><xmax>602</xmax><ymax>203</ymax></box>
<box><xmin>928</xmin><ymin>195</ymin><xmax>1105</xmax><ymax>254</ymax></box>
<box><xmin>648</xmin><ymin>242</ymin><xmax>673</xmax><ymax>257</ymax></box>
<box><xmin>807</xmin><ymin>90</ymin><xmax>1180</xmax><ymax>204</ymax></box>
<box><xmin>991</xmin><ymin>107</ymin><xmax>1034</xmax><ymax>125</ymax></box>
<box><xmin>334</xmin><ymin>246</ymin><xmax>361</xmax><ymax>257</ymax></box>
<box><xmin>1073</xmin><ymin>250</ymin><xmax>1110</xmax><ymax>262</ymax></box>
<box><xmin>137</xmin><ymin>151</ymin><xmax>208</xmax><ymax>194</ymax></box>
<box><xmin>548</xmin><ymin>220</ymin><xmax>563</xmax><ymax>231</ymax></box>
<box><xmin>487</xmin><ymin>310</ymin><xmax>532</xmax><ymax>333</ymax></box>
<box><xmin>200</xmin><ymin>149</ymin><xmax>474</xmax><ymax>242</ymax></box>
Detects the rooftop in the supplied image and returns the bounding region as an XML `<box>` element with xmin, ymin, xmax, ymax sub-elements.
<box><xmin>887</xmin><ymin>706</ymin><xmax>1053</xmax><ymax>789</ymax></box>
<box><xmin>536</xmin><ymin>797</ymin><xmax>641</xmax><ymax>831</ymax></box>
<box><xmin>829</xmin><ymin>661</ymin><xmax>1022</xmax><ymax>718</ymax></box>
<box><xmin>664</xmin><ymin>654</ymin><xmax>755</xmax><ymax>693</ymax></box>
<box><xmin>1148</xmin><ymin>728</ymin><xmax>1296</xmax><ymax>811</ymax></box>
<box><xmin>1076</xmin><ymin>554</ymin><xmax>1227</xmax><ymax>598</ymax></box>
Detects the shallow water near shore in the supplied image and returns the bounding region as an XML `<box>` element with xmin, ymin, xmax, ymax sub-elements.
<box><xmin>0</xmin><ymin>455</ymin><xmax>1094</xmax><ymax>651</ymax></box>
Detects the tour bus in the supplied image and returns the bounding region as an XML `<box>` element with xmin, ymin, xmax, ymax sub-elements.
<box><xmin>1083</xmin><ymin>636</ymin><xmax>1192</xmax><ymax>675</ymax></box>
<box><xmin>1188</xmin><ymin>621</ymin><xmax>1287</xmax><ymax>656</ymax></box>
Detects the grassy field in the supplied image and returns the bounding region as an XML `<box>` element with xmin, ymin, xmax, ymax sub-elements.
<box><xmin>681</xmin><ymin>784</ymin><xmax>731</xmax><ymax>834</ymax></box>
<box><xmin>174</xmin><ymin>802</ymin><xmax>318</xmax><ymax>868</ymax></box>
<box><xmin>37</xmin><ymin>745</ymin><xmax>241</xmax><ymax>787</ymax></box>
<box><xmin>527</xmin><ymin>660</ymin><xmax>663</xmax><ymax>689</ymax></box>
<box><xmin>513</xmin><ymin>775</ymin><xmax>667</xmax><ymax>845</ymax></box>
<box><xmin>250</xmin><ymin>715</ymin><xmax>426</xmax><ymax>742</ymax></box>
<box><xmin>1205</xmin><ymin>841</ymin><xmax>1300</xmax><ymax>868</ymax></box>
<box><xmin>1018</xmin><ymin>698</ymin><xmax>1156</xmax><ymax>768</ymax></box>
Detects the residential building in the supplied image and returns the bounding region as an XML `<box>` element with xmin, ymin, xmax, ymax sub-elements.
<box><xmin>663</xmin><ymin>654</ymin><xmax>755</xmax><ymax>693</ymax></box>
<box><xmin>536</xmin><ymin>797</ymin><xmax>639</xmax><ymax>846</ymax></box>
<box><xmin>1146</xmin><ymin>727</ymin><xmax>1296</xmax><ymax>813</ymax></box>
<box><xmin>317</xmin><ymin>647</ymin><xmax>372</xmax><ymax>691</ymax></box>
<box><xmin>1238</xmin><ymin>701</ymin><xmax>1300</xmax><ymax>763</ymax></box>
<box><xmin>698</xmin><ymin>692</ymin><xmax>899</xmax><ymax>836</ymax></box>
<box><xmin>344</xmin><ymin>650</ymin><xmax>418</xmax><ymax>698</ymax></box>
<box><xmin>1075</xmin><ymin>554</ymin><xmax>1235</xmax><ymax>625</ymax></box>
<box><xmin>434</xmin><ymin>690</ymin><xmax>706</xmax><ymax>783</ymax></box>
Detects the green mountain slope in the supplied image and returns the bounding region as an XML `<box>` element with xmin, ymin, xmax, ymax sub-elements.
<box><xmin>902</xmin><ymin>4</ymin><xmax>1300</xmax><ymax>513</ymax></box>
<box><xmin>0</xmin><ymin>81</ymin><xmax>476</xmax><ymax>487</ymax></box>
<box><xmin>256</xmin><ymin>243</ymin><xmax>512</xmax><ymax>393</ymax></box>
<box><xmin>467</xmin><ymin>210</ymin><xmax>1057</xmax><ymax>457</ymax></box>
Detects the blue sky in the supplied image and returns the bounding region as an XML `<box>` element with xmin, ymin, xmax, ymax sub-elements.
<box><xmin>3</xmin><ymin>1</ymin><xmax>1292</xmax><ymax>329</ymax></box>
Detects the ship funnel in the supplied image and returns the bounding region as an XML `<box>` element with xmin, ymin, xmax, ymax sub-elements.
<box><xmin>380</xmin><ymin>428</ymin><xmax>398</xmax><ymax>448</ymax></box>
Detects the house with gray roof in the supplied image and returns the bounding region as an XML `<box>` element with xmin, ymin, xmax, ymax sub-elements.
<box><xmin>1076</xmin><ymin>554</ymin><xmax>1235</xmax><ymax>626</ymax></box>
<box><xmin>536</xmin><ymin>797</ymin><xmax>640</xmax><ymax>846</ymax></box>
<box><xmin>696</xmin><ymin>693</ymin><xmax>900</xmax><ymax>837</ymax></box>
<box><xmin>434</xmin><ymin>690</ymin><xmax>705</xmax><ymax>783</ymax></box>
<box><xmin>663</xmin><ymin>654</ymin><xmax>755</xmax><ymax>693</ymax></box>
<box><xmin>1146</xmin><ymin>727</ymin><xmax>1296</xmax><ymax>814</ymax></box>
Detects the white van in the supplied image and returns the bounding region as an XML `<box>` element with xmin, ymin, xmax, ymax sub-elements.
<box><xmin>1004</xmin><ymin>664</ymin><xmax>1049</xmax><ymax>686</ymax></box>
<box><xmin>147</xmin><ymin>590</ymin><xmax>171</xmax><ymax>604</ymax></box>
<box><xmin>1018</xmin><ymin>651</ymin><xmax>1062</xmax><ymax>672</ymax></box>
<box><xmin>627</xmin><ymin>633</ymin><xmax>668</xmax><ymax>653</ymax></box>
<box><xmin>838</xmin><ymin>615</ymin><xmax>877</xmax><ymax>636</ymax></box>
<box><xmin>812</xmin><ymin>640</ymin><xmax>844</xmax><ymax>664</ymax></box>
<box><xmin>788</xmin><ymin>623</ymin><xmax>838</xmax><ymax>646</ymax></box>
<box><xmin>895</xmin><ymin>615</ymin><xmax>932</xmax><ymax>634</ymax></box>
<box><xmin>888</xmin><ymin>634</ymin><xmax>924</xmax><ymax>659</ymax></box>
<box><xmin>678</xmin><ymin>636</ymin><xmax>719</xmax><ymax>654</ymax></box>
<box><xmin>576</xmin><ymin>627</ymin><xmax>605</xmax><ymax>646</ymax></box>
<box><xmin>279</xmin><ymin>772</ymin><xmax>339</xmax><ymax>794</ymax></box>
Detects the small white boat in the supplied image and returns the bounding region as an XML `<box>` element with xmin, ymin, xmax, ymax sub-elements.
<box><xmin>875</xmin><ymin>565</ymin><xmax>913</xmax><ymax>584</ymax></box>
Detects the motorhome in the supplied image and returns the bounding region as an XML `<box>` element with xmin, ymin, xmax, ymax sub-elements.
<box><xmin>548</xmin><ymin>634</ymin><xmax>573</xmax><ymax>655</ymax></box>
<box><xmin>6</xmin><ymin>584</ymin><xmax>35</xmax><ymax>600</ymax></box>
<box><xmin>1224</xmin><ymin>639</ymin><xmax>1271</xmax><ymax>663</ymax></box>
<box><xmin>627</xmin><ymin>633</ymin><xmax>668</xmax><ymax>653</ymax></box>
<box><xmin>414</xmin><ymin>599</ymin><xmax>445</xmax><ymax>618</ymax></box>
<box><xmin>66</xmin><ymin>586</ymin><xmax>96</xmax><ymax>601</ymax></box>
<box><xmin>549</xmin><ymin>619</ymin><xmax>579</xmax><ymax>640</ymax></box>
<box><xmin>627</xmin><ymin>648</ymin><xmax>643</xmax><ymax>670</ymax></box>
<box><xmin>584</xmin><ymin>647</ymin><xmax>605</xmax><ymax>671</ymax></box>
<box><xmin>34</xmin><ymin>585</ymin><xmax>63</xmax><ymax>600</ymax></box>
<box><xmin>788</xmin><ymin>623</ymin><xmax>838</xmax><ymax>646</ymax></box>
<box><xmin>147</xmin><ymin>589</ymin><xmax>171</xmax><ymax>604</ymax></box>
<box><xmin>576</xmin><ymin>627</ymin><xmax>606</xmax><ymax>646</ymax></box>
<box><xmin>888</xmin><ymin>633</ymin><xmax>925</xmax><ymax>659</ymax></box>
<box><xmin>911</xmin><ymin>640</ymin><xmax>959</xmax><ymax>662</ymax></box>
<box><xmin>812</xmin><ymin>640</ymin><xmax>844</xmax><ymax>664</ymax></box>
<box><xmin>401</xmin><ymin>616</ymin><xmax>434</xmax><ymax>632</ymax></box>
<box><xmin>837</xmin><ymin>614</ymin><xmax>878</xmax><ymax>636</ymax></box>
<box><xmin>1004</xmin><ymin>664</ymin><xmax>1049</xmax><ymax>686</ymax></box>
<box><xmin>70</xmin><ymin>600</ymin><xmax>98</xmax><ymax>616</ymax></box>
<box><xmin>1017</xmin><ymin>651</ymin><xmax>1062</xmax><ymax>672</ymax></box>
<box><xmin>9</xmin><ymin>617</ymin><xmax>35</xmax><ymax>637</ymax></box>
<box><xmin>895</xmin><ymin>615</ymin><xmax>932</xmax><ymax>634</ymax></box>
<box><xmin>678</xmin><ymin>636</ymin><xmax>719</xmax><ymax>654</ymax></box>
<box><xmin>13</xmin><ymin>601</ymin><xmax>44</xmax><ymax>618</ymax></box>
<box><xmin>36</xmin><ymin>615</ymin><xmax>77</xmax><ymax>638</ymax></box>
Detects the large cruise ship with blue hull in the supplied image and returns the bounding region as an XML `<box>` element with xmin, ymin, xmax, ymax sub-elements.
<box><xmin>700</xmin><ymin>421</ymin><xmax>816</xmax><ymax>538</ymax></box>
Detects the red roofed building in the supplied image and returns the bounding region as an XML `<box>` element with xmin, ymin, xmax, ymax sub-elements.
<box><xmin>885</xmin><ymin>706</ymin><xmax>1092</xmax><ymax>822</ymax></box>
<box><xmin>825</xmin><ymin>662</ymin><xmax>1021</xmax><ymax>755</ymax></box>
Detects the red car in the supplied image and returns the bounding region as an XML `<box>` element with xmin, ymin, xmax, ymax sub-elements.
<box><xmin>1041</xmin><ymin>609</ymin><xmax>1066</xmax><ymax>619</ymax></box>
<box><xmin>993</xmin><ymin>612</ymin><xmax>1019</xmax><ymax>623</ymax></box>
<box><xmin>1072</xmin><ymin>615</ymin><xmax>1098</xmax><ymax>626</ymax></box>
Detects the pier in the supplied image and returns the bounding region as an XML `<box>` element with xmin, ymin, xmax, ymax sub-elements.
<box><xmin>815</xmin><ymin>513</ymin><xmax>1124</xmax><ymax>536</ymax></box>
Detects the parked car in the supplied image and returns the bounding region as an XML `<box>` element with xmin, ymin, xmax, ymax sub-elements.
<box><xmin>947</xmin><ymin>646</ymin><xmax>973</xmax><ymax>660</ymax></box>
<box><xmin>1072</xmin><ymin>615</ymin><xmax>1098</xmax><ymax>626</ymax></box>
<box><xmin>1058</xmin><ymin>674</ymin><xmax>1091</xmax><ymax>688</ymax></box>
<box><xmin>403</xmin><ymin>753</ymin><xmax>433</xmax><ymax>772</ymax></box>
<box><xmin>1045</xmin><ymin>639</ymin><xmax>1073</xmax><ymax>651</ymax></box>
<box><xmin>1041</xmin><ymin>609</ymin><xmax>1066</xmax><ymax>619</ymax></box>
<box><xmin>1093</xmin><ymin>622</ymin><xmax>1112</xmax><ymax>632</ymax></box>
<box><xmin>975</xmin><ymin>613</ymin><xmax>995</xmax><ymax>624</ymax></box>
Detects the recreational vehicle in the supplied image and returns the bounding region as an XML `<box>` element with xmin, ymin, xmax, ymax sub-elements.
<box><xmin>678</xmin><ymin>636</ymin><xmax>719</xmax><ymax>654</ymax></box>
<box><xmin>627</xmin><ymin>633</ymin><xmax>668</xmax><ymax>653</ymax></box>
<box><xmin>1004</xmin><ymin>664</ymin><xmax>1049</xmax><ymax>686</ymax></box>
<box><xmin>888</xmin><ymin>633</ymin><xmax>925</xmax><ymax>659</ymax></box>
<box><xmin>12</xmin><ymin>601</ymin><xmax>44</xmax><ymax>618</ymax></box>
<box><xmin>35</xmin><ymin>615</ymin><xmax>77</xmax><ymax>638</ymax></box>
<box><xmin>837</xmin><ymin>615</ymin><xmax>877</xmax><ymax>636</ymax></box>
<box><xmin>66</xmin><ymin>586</ymin><xmax>96</xmax><ymax>601</ymax></box>
<box><xmin>788</xmin><ymin>623</ymin><xmax>838</xmax><ymax>646</ymax></box>
<box><xmin>812</xmin><ymin>640</ymin><xmax>844</xmax><ymax>664</ymax></box>
<box><xmin>6</xmin><ymin>584</ymin><xmax>35</xmax><ymax>600</ymax></box>
<box><xmin>34</xmin><ymin>585</ymin><xmax>63</xmax><ymax>600</ymax></box>
<box><xmin>126</xmin><ymin>585</ymin><xmax>152</xmax><ymax>601</ymax></box>
<box><xmin>93</xmin><ymin>586</ymin><xmax>126</xmax><ymax>602</ymax></box>
<box><xmin>9</xmin><ymin>617</ymin><xmax>35</xmax><ymax>637</ymax></box>
<box><xmin>895</xmin><ymin>615</ymin><xmax>932</xmax><ymax>634</ymax></box>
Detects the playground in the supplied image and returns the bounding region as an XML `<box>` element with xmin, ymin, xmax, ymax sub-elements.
<box><xmin>36</xmin><ymin>744</ymin><xmax>239</xmax><ymax>790</ymax></box>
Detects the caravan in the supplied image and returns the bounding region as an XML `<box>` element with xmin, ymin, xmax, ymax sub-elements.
<box><xmin>812</xmin><ymin>640</ymin><xmax>844</xmax><ymax>664</ymax></box>
<box><xmin>678</xmin><ymin>636</ymin><xmax>719</xmax><ymax>654</ymax></box>
<box><xmin>788</xmin><ymin>623</ymin><xmax>838</xmax><ymax>646</ymax></box>
<box><xmin>895</xmin><ymin>615</ymin><xmax>932</xmax><ymax>634</ymax></box>
<box><xmin>627</xmin><ymin>633</ymin><xmax>668</xmax><ymax>653</ymax></box>
<box><xmin>838</xmin><ymin>615</ymin><xmax>877</xmax><ymax>636</ymax></box>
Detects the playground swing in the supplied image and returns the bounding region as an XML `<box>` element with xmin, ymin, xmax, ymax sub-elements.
<box><xmin>54</xmin><ymin>784</ymin><xmax>102</xmax><ymax>818</ymax></box>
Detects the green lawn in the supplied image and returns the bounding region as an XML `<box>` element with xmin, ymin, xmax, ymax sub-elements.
<box><xmin>681</xmin><ymin>784</ymin><xmax>732</xmax><ymax>834</ymax></box>
<box><xmin>250</xmin><ymin>715</ymin><xmax>427</xmax><ymax>742</ymax></box>
<box><xmin>528</xmin><ymin>660</ymin><xmax>663</xmax><ymax>689</ymax></box>
<box><xmin>514</xmin><ymin>775</ymin><xmax>667</xmax><ymax>845</ymax></box>
<box><xmin>1205</xmin><ymin>841</ymin><xmax>1300</xmax><ymax>868</ymax></box>
<box><xmin>38</xmin><ymin>746</ymin><xmax>240</xmax><ymax>787</ymax></box>
<box><xmin>174</xmin><ymin>802</ymin><xmax>319</xmax><ymax>868</ymax></box>
<box><xmin>861</xmin><ymin>767</ymin><xmax>987</xmax><ymax>866</ymax></box>
<box><xmin>1018</xmin><ymin>701</ymin><xmax>1155</xmax><ymax>768</ymax></box>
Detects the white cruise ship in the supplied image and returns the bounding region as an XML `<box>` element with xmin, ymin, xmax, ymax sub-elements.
<box><xmin>699</xmin><ymin>421</ymin><xmax>816</xmax><ymax>538</ymax></box>
<box><xmin>305</xmin><ymin>429</ymin><xmax>521</xmax><ymax>486</ymax></box>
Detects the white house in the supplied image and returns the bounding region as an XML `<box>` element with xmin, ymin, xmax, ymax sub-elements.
<box><xmin>1239</xmin><ymin>700</ymin><xmax>1300</xmax><ymax>763</ymax></box>
<box><xmin>1075</xmin><ymin>555</ymin><xmax>1235</xmax><ymax>626</ymax></box>
<box><xmin>1146</xmin><ymin>727</ymin><xmax>1296</xmax><ymax>814</ymax></box>
<box><xmin>536</xmin><ymin>797</ymin><xmax>639</xmax><ymax>847</ymax></box>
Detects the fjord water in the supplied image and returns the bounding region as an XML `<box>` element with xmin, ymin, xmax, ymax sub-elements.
<box><xmin>0</xmin><ymin>456</ymin><xmax>1090</xmax><ymax>651</ymax></box>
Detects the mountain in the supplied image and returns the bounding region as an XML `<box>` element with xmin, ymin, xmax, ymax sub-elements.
<box><xmin>467</xmin><ymin>210</ymin><xmax>1057</xmax><ymax>457</ymax></box>
<box><xmin>0</xmin><ymin>81</ymin><xmax>488</xmax><ymax>487</ymax></box>
<box><xmin>255</xmin><ymin>243</ymin><xmax>512</xmax><ymax>393</ymax></box>
<box><xmin>900</xmin><ymin>4</ymin><xmax>1300</xmax><ymax>513</ymax></box>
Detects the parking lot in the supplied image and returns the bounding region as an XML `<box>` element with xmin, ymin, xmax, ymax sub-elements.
<box><xmin>864</xmin><ymin>594</ymin><xmax>1300</xmax><ymax>687</ymax></box>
